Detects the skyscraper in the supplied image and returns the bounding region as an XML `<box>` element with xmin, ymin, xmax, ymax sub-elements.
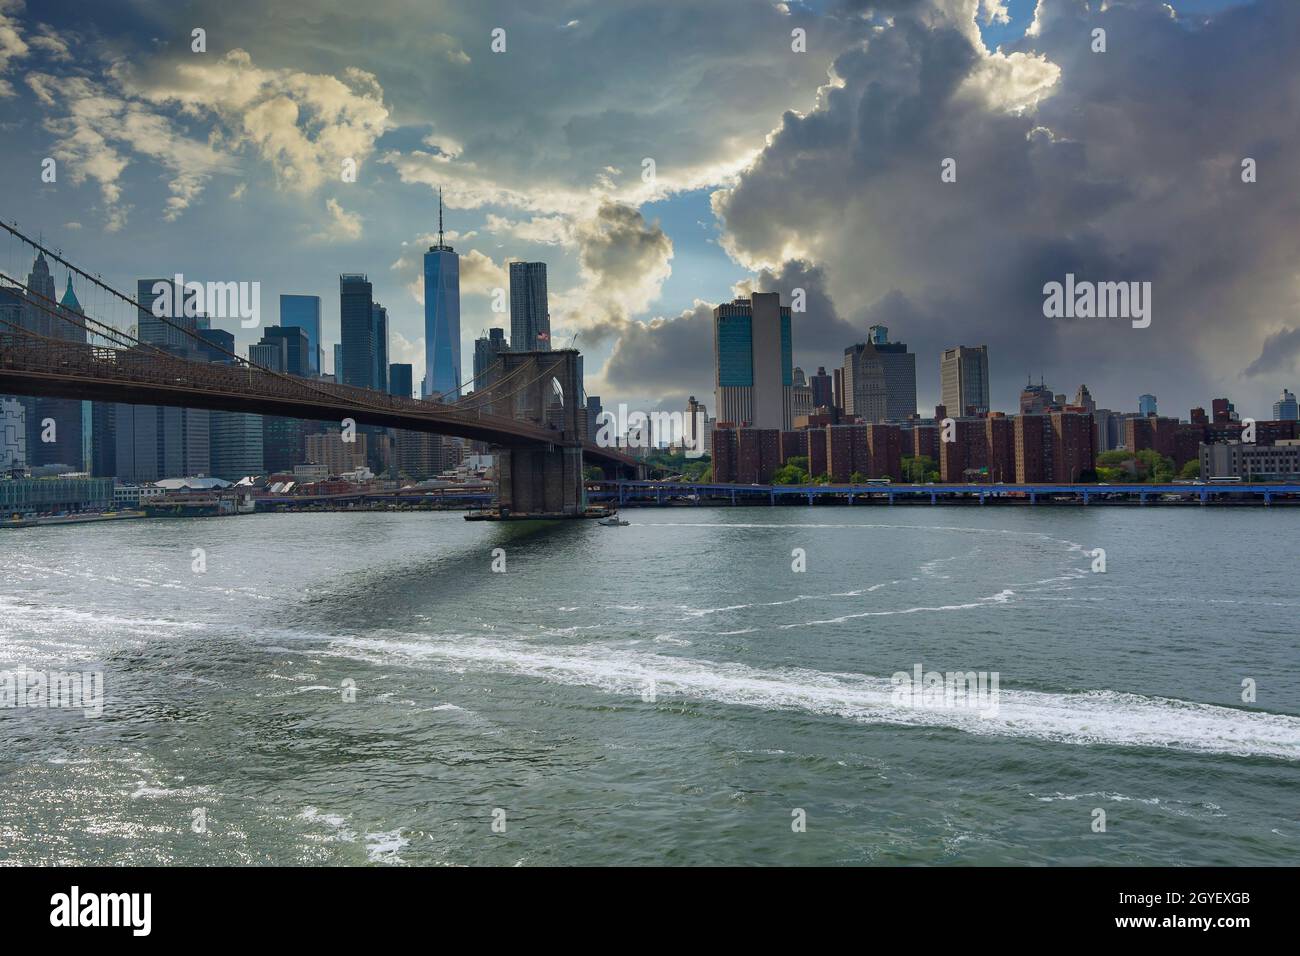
<box><xmin>1139</xmin><ymin>393</ymin><xmax>1158</xmax><ymax>417</ymax></box>
<box><xmin>0</xmin><ymin>397</ymin><xmax>26</xmax><ymax>474</ymax></box>
<box><xmin>792</xmin><ymin>367</ymin><xmax>814</xmax><ymax>421</ymax></box>
<box><xmin>261</xmin><ymin>326</ymin><xmax>310</xmax><ymax>376</ymax></box>
<box><xmin>1272</xmin><ymin>388</ymin><xmax>1298</xmax><ymax>421</ymax></box>
<box><xmin>1019</xmin><ymin>378</ymin><xmax>1056</xmax><ymax>415</ymax></box>
<box><xmin>1211</xmin><ymin>397</ymin><xmax>1237</xmax><ymax>423</ymax></box>
<box><xmin>843</xmin><ymin>327</ymin><xmax>917</xmax><ymax>422</ymax></box>
<box><xmin>940</xmin><ymin>345</ymin><xmax>990</xmax><ymax>417</ymax></box>
<box><xmin>280</xmin><ymin>294</ymin><xmax>322</xmax><ymax>375</ymax></box>
<box><xmin>198</xmin><ymin>332</ymin><xmax>263</xmax><ymax>480</ymax></box>
<box><xmin>13</xmin><ymin>257</ymin><xmax>86</xmax><ymax>471</ymax></box>
<box><xmin>137</xmin><ymin>278</ymin><xmax>198</xmax><ymax>351</ymax></box>
<box><xmin>509</xmin><ymin>261</ymin><xmax>549</xmax><ymax>351</ymax></box>
<box><xmin>810</xmin><ymin>366</ymin><xmax>833</xmax><ymax>409</ymax></box>
<box><xmin>36</xmin><ymin>273</ymin><xmax>88</xmax><ymax>470</ymax></box>
<box><xmin>388</xmin><ymin>363</ymin><xmax>413</xmax><ymax>399</ymax></box>
<box><xmin>423</xmin><ymin>191</ymin><xmax>461</xmax><ymax>399</ymax></box>
<box><xmin>370</xmin><ymin>303</ymin><xmax>388</xmax><ymax>394</ymax></box>
<box><xmin>209</xmin><ymin>414</ymin><xmax>263</xmax><ymax>480</ymax></box>
<box><xmin>473</xmin><ymin>327</ymin><xmax>508</xmax><ymax>386</ymax></box>
<box><xmin>1073</xmin><ymin>384</ymin><xmax>1096</xmax><ymax>414</ymax></box>
<box><xmin>339</xmin><ymin>274</ymin><xmax>375</xmax><ymax>389</ymax></box>
<box><xmin>714</xmin><ymin>293</ymin><xmax>793</xmax><ymax>429</ymax></box>
<box><xmin>113</xmin><ymin>403</ymin><xmax>209</xmax><ymax>481</ymax></box>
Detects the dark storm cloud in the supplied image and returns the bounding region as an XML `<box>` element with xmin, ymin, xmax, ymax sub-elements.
<box><xmin>1244</xmin><ymin>327</ymin><xmax>1300</xmax><ymax>378</ymax></box>
<box><xmin>703</xmin><ymin>0</ymin><xmax>1300</xmax><ymax>415</ymax></box>
<box><xmin>599</xmin><ymin>301</ymin><xmax>715</xmax><ymax>399</ymax></box>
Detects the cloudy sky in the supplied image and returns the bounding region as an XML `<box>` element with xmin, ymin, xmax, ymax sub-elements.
<box><xmin>2</xmin><ymin>0</ymin><xmax>1295</xmax><ymax>420</ymax></box>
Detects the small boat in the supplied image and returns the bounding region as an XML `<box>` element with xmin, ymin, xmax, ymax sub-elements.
<box><xmin>597</xmin><ymin>515</ymin><xmax>630</xmax><ymax>527</ymax></box>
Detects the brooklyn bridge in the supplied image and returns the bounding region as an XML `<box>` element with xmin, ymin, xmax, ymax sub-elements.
<box><xmin>0</xmin><ymin>222</ymin><xmax>640</xmax><ymax>515</ymax></box>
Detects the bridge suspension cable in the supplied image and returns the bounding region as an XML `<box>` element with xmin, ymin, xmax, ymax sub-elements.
<box><xmin>0</xmin><ymin>219</ymin><xmax>434</xmax><ymax>417</ymax></box>
<box><xmin>1</xmin><ymin>219</ymin><xmax>611</xmax><ymax>449</ymax></box>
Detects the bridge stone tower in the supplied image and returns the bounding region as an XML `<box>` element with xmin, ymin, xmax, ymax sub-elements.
<box><xmin>482</xmin><ymin>349</ymin><xmax>585</xmax><ymax>516</ymax></box>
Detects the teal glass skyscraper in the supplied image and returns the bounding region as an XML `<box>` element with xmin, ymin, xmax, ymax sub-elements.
<box><xmin>279</xmin><ymin>294</ymin><xmax>321</xmax><ymax>375</ymax></box>
<box><xmin>423</xmin><ymin>190</ymin><xmax>461</xmax><ymax>400</ymax></box>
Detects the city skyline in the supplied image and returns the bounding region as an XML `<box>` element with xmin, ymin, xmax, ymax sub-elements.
<box><xmin>2</xmin><ymin>0</ymin><xmax>1296</xmax><ymax>422</ymax></box>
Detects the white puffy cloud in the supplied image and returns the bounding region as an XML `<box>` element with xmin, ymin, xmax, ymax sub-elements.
<box><xmin>0</xmin><ymin>0</ymin><xmax>29</xmax><ymax>97</ymax></box>
<box><xmin>116</xmin><ymin>51</ymin><xmax>390</xmax><ymax>194</ymax></box>
<box><xmin>323</xmin><ymin>197</ymin><xmax>362</xmax><ymax>240</ymax></box>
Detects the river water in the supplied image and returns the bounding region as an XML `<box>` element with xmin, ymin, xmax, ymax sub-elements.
<box><xmin>0</xmin><ymin>507</ymin><xmax>1295</xmax><ymax>865</ymax></box>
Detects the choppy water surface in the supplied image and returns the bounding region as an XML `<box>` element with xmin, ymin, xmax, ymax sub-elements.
<box><xmin>0</xmin><ymin>507</ymin><xmax>1296</xmax><ymax>865</ymax></box>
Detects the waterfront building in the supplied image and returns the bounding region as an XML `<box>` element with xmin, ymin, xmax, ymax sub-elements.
<box><xmin>1200</xmin><ymin>440</ymin><xmax>1300</xmax><ymax>480</ymax></box>
<box><xmin>0</xmin><ymin>475</ymin><xmax>113</xmax><ymax>513</ymax></box>
<box><xmin>940</xmin><ymin>345</ymin><xmax>990</xmax><ymax>417</ymax></box>
<box><xmin>394</xmin><ymin>429</ymin><xmax>444</xmax><ymax>480</ymax></box>
<box><xmin>843</xmin><ymin>326</ymin><xmax>917</xmax><ymax>423</ymax></box>
<box><xmin>305</xmin><ymin>428</ymin><xmax>368</xmax><ymax>475</ymax></box>
<box><xmin>714</xmin><ymin>293</ymin><xmax>793</xmax><ymax>429</ymax></box>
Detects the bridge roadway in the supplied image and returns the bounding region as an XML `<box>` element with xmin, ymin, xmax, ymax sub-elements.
<box><xmin>0</xmin><ymin>337</ymin><xmax>637</xmax><ymax>472</ymax></box>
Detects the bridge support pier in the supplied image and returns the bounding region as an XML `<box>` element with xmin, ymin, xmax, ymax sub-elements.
<box><xmin>497</xmin><ymin>444</ymin><xmax>584</xmax><ymax>515</ymax></box>
<box><xmin>487</xmin><ymin>350</ymin><xmax>586</xmax><ymax>516</ymax></box>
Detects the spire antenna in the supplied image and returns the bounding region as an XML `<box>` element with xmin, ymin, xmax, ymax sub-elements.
<box><xmin>438</xmin><ymin>188</ymin><xmax>444</xmax><ymax>248</ymax></box>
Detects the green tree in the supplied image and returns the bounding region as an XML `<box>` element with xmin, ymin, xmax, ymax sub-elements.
<box><xmin>902</xmin><ymin>454</ymin><xmax>939</xmax><ymax>483</ymax></box>
<box><xmin>849</xmin><ymin>471</ymin><xmax>867</xmax><ymax>484</ymax></box>
<box><xmin>772</xmin><ymin>463</ymin><xmax>810</xmax><ymax>485</ymax></box>
<box><xmin>1134</xmin><ymin>449</ymin><xmax>1175</xmax><ymax>483</ymax></box>
<box><xmin>1179</xmin><ymin>459</ymin><xmax>1201</xmax><ymax>479</ymax></box>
